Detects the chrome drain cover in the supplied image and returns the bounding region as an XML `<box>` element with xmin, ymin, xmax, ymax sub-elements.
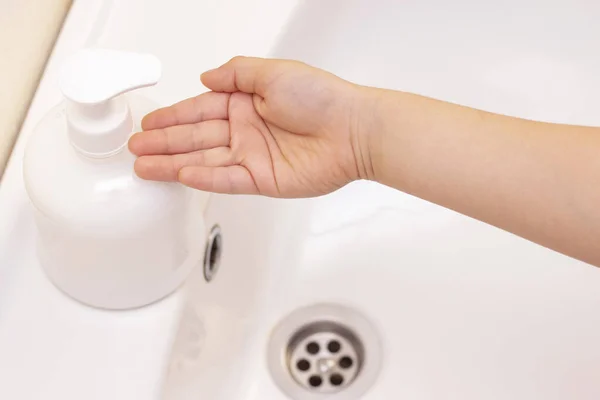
<box><xmin>267</xmin><ymin>303</ymin><xmax>382</xmax><ymax>400</ymax></box>
<box><xmin>288</xmin><ymin>325</ymin><xmax>362</xmax><ymax>393</ymax></box>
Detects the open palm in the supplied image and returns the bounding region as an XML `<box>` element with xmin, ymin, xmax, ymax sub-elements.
<box><xmin>129</xmin><ymin>57</ymin><xmax>367</xmax><ymax>197</ymax></box>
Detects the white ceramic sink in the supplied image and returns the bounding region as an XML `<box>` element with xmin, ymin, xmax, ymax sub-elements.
<box><xmin>1</xmin><ymin>1</ymin><xmax>600</xmax><ymax>399</ymax></box>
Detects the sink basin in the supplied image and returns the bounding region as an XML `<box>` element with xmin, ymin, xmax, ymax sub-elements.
<box><xmin>167</xmin><ymin>1</ymin><xmax>600</xmax><ymax>399</ymax></box>
<box><xmin>1</xmin><ymin>0</ymin><xmax>600</xmax><ymax>399</ymax></box>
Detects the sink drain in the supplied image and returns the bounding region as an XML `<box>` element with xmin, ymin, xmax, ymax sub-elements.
<box><xmin>267</xmin><ymin>304</ymin><xmax>382</xmax><ymax>400</ymax></box>
<box><xmin>287</xmin><ymin>322</ymin><xmax>362</xmax><ymax>393</ymax></box>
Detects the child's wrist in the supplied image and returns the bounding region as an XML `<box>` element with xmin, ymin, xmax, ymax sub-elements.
<box><xmin>350</xmin><ymin>85</ymin><xmax>390</xmax><ymax>182</ymax></box>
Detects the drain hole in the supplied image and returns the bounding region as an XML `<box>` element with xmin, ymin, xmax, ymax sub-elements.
<box><xmin>339</xmin><ymin>356</ymin><xmax>354</xmax><ymax>369</ymax></box>
<box><xmin>203</xmin><ymin>225</ymin><xmax>222</xmax><ymax>282</ymax></box>
<box><xmin>296</xmin><ymin>359</ymin><xmax>310</xmax><ymax>372</ymax></box>
<box><xmin>306</xmin><ymin>342</ymin><xmax>320</xmax><ymax>355</ymax></box>
<box><xmin>330</xmin><ymin>373</ymin><xmax>344</xmax><ymax>386</ymax></box>
<box><xmin>327</xmin><ymin>340</ymin><xmax>341</xmax><ymax>353</ymax></box>
<box><xmin>308</xmin><ymin>375</ymin><xmax>323</xmax><ymax>387</ymax></box>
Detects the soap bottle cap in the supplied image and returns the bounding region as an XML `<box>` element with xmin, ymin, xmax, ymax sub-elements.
<box><xmin>59</xmin><ymin>48</ymin><xmax>161</xmax><ymax>157</ymax></box>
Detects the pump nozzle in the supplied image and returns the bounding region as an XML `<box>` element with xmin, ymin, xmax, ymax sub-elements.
<box><xmin>59</xmin><ymin>48</ymin><xmax>162</xmax><ymax>157</ymax></box>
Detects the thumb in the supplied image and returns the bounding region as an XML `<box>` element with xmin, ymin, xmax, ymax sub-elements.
<box><xmin>201</xmin><ymin>56</ymin><xmax>271</xmax><ymax>95</ymax></box>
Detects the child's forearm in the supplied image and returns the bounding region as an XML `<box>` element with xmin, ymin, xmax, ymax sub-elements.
<box><xmin>361</xmin><ymin>87</ymin><xmax>600</xmax><ymax>266</ymax></box>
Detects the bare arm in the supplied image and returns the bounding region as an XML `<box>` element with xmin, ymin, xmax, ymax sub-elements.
<box><xmin>130</xmin><ymin>56</ymin><xmax>600</xmax><ymax>267</ymax></box>
<box><xmin>361</xmin><ymin>87</ymin><xmax>600</xmax><ymax>265</ymax></box>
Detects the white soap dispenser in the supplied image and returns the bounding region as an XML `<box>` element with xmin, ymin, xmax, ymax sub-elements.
<box><xmin>23</xmin><ymin>48</ymin><xmax>205</xmax><ymax>310</ymax></box>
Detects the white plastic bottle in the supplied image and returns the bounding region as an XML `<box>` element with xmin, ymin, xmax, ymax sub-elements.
<box><xmin>23</xmin><ymin>48</ymin><xmax>205</xmax><ymax>309</ymax></box>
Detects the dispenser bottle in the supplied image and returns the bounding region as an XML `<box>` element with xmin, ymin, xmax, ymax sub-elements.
<box><xmin>23</xmin><ymin>49</ymin><xmax>205</xmax><ymax>309</ymax></box>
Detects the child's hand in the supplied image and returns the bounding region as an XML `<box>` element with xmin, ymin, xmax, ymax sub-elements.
<box><xmin>129</xmin><ymin>56</ymin><xmax>600</xmax><ymax>267</ymax></box>
<box><xmin>129</xmin><ymin>56</ymin><xmax>371</xmax><ymax>197</ymax></box>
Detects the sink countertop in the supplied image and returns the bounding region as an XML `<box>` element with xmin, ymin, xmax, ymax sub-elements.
<box><xmin>0</xmin><ymin>0</ymin><xmax>72</xmax><ymax>178</ymax></box>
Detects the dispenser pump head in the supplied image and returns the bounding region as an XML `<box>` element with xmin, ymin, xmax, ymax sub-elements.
<box><xmin>59</xmin><ymin>48</ymin><xmax>161</xmax><ymax>157</ymax></box>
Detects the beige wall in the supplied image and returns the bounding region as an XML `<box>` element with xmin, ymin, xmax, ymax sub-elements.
<box><xmin>0</xmin><ymin>0</ymin><xmax>72</xmax><ymax>178</ymax></box>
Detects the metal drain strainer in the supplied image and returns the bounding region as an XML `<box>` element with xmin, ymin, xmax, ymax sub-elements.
<box><xmin>267</xmin><ymin>303</ymin><xmax>382</xmax><ymax>400</ymax></box>
<box><xmin>288</xmin><ymin>325</ymin><xmax>362</xmax><ymax>393</ymax></box>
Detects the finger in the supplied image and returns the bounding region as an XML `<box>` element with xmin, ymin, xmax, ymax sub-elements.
<box><xmin>141</xmin><ymin>91</ymin><xmax>230</xmax><ymax>131</ymax></box>
<box><xmin>178</xmin><ymin>166</ymin><xmax>258</xmax><ymax>195</ymax></box>
<box><xmin>129</xmin><ymin>120</ymin><xmax>230</xmax><ymax>156</ymax></box>
<box><xmin>200</xmin><ymin>56</ymin><xmax>272</xmax><ymax>95</ymax></box>
<box><xmin>134</xmin><ymin>147</ymin><xmax>234</xmax><ymax>181</ymax></box>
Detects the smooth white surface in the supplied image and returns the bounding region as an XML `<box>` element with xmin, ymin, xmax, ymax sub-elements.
<box><xmin>2</xmin><ymin>0</ymin><xmax>600</xmax><ymax>399</ymax></box>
